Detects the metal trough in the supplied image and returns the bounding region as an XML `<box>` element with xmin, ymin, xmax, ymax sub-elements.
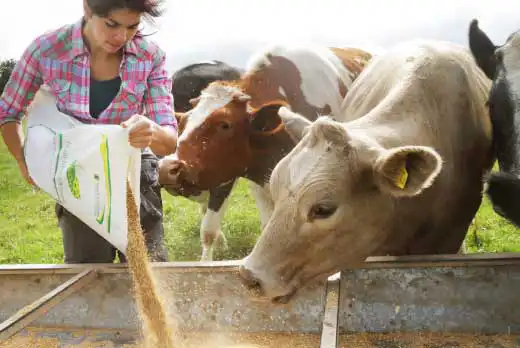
<box><xmin>1</xmin><ymin>253</ymin><xmax>520</xmax><ymax>347</ymax></box>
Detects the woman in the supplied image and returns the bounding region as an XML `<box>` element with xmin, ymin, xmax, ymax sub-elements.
<box><xmin>0</xmin><ymin>0</ymin><xmax>177</xmax><ymax>264</ymax></box>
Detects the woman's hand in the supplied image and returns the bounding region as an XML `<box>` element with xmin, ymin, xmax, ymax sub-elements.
<box><xmin>1</xmin><ymin>123</ymin><xmax>37</xmax><ymax>189</ymax></box>
<box><xmin>121</xmin><ymin>114</ymin><xmax>178</xmax><ymax>156</ymax></box>
<box><xmin>121</xmin><ymin>114</ymin><xmax>156</xmax><ymax>149</ymax></box>
<box><xmin>17</xmin><ymin>158</ymin><xmax>37</xmax><ymax>187</ymax></box>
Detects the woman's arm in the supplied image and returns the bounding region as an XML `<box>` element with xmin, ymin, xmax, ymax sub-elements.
<box><xmin>140</xmin><ymin>48</ymin><xmax>178</xmax><ymax>157</ymax></box>
<box><xmin>0</xmin><ymin>39</ymin><xmax>43</xmax><ymax>184</ymax></box>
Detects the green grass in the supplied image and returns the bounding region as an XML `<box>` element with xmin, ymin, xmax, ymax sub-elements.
<box><xmin>0</xmin><ymin>140</ymin><xmax>519</xmax><ymax>265</ymax></box>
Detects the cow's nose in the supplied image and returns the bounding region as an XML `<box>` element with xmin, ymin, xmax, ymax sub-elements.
<box><xmin>238</xmin><ymin>264</ymin><xmax>261</xmax><ymax>289</ymax></box>
<box><xmin>169</xmin><ymin>161</ymin><xmax>184</xmax><ymax>176</ymax></box>
<box><xmin>158</xmin><ymin>159</ymin><xmax>186</xmax><ymax>186</ymax></box>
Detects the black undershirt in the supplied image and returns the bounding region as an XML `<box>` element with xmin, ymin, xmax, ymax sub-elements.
<box><xmin>89</xmin><ymin>76</ymin><xmax>122</xmax><ymax>119</ymax></box>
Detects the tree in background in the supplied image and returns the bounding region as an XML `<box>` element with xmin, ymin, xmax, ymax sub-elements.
<box><xmin>0</xmin><ymin>59</ymin><xmax>16</xmax><ymax>96</ymax></box>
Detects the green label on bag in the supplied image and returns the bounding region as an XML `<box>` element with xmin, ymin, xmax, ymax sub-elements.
<box><xmin>66</xmin><ymin>161</ymin><xmax>81</xmax><ymax>199</ymax></box>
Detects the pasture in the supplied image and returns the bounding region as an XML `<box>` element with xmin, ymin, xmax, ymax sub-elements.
<box><xmin>0</xmin><ymin>139</ymin><xmax>519</xmax><ymax>265</ymax></box>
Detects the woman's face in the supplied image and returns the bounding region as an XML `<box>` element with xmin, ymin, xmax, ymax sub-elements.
<box><xmin>87</xmin><ymin>8</ymin><xmax>142</xmax><ymax>54</ymax></box>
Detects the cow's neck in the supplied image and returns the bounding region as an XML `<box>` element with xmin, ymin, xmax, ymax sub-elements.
<box><xmin>244</xmin><ymin>131</ymin><xmax>295</xmax><ymax>186</ymax></box>
<box><xmin>240</xmin><ymin>73</ymin><xmax>279</xmax><ymax>108</ymax></box>
<box><xmin>238</xmin><ymin>75</ymin><xmax>299</xmax><ymax>186</ymax></box>
<box><xmin>241</xmin><ymin>59</ymin><xmax>331</xmax><ymax>122</ymax></box>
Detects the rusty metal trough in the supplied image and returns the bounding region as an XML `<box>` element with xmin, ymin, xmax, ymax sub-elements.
<box><xmin>1</xmin><ymin>253</ymin><xmax>520</xmax><ymax>347</ymax></box>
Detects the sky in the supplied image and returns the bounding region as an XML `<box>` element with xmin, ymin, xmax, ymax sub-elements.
<box><xmin>0</xmin><ymin>0</ymin><xmax>519</xmax><ymax>75</ymax></box>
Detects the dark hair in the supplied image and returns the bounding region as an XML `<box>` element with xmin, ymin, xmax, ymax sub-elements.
<box><xmin>86</xmin><ymin>0</ymin><xmax>165</xmax><ymax>23</ymax></box>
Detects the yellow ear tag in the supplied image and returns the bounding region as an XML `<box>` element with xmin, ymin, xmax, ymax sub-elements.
<box><xmin>396</xmin><ymin>166</ymin><xmax>408</xmax><ymax>189</ymax></box>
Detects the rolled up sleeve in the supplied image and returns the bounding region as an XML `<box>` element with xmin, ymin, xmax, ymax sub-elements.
<box><xmin>142</xmin><ymin>49</ymin><xmax>177</xmax><ymax>133</ymax></box>
<box><xmin>0</xmin><ymin>39</ymin><xmax>43</xmax><ymax>126</ymax></box>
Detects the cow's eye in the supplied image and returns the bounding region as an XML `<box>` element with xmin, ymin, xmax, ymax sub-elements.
<box><xmin>219</xmin><ymin>122</ymin><xmax>232</xmax><ymax>130</ymax></box>
<box><xmin>493</xmin><ymin>48</ymin><xmax>504</xmax><ymax>63</ymax></box>
<box><xmin>308</xmin><ymin>203</ymin><xmax>337</xmax><ymax>221</ymax></box>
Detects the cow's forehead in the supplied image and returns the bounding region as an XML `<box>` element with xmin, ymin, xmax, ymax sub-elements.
<box><xmin>502</xmin><ymin>31</ymin><xmax>520</xmax><ymax>58</ymax></box>
<box><xmin>200</xmin><ymin>83</ymin><xmax>244</xmax><ymax>100</ymax></box>
<box><xmin>178</xmin><ymin>83</ymin><xmax>245</xmax><ymax>143</ymax></box>
<box><xmin>273</xmin><ymin>139</ymin><xmax>334</xmax><ymax>198</ymax></box>
<box><xmin>500</xmin><ymin>32</ymin><xmax>520</xmax><ymax>98</ymax></box>
<box><xmin>505</xmin><ymin>30</ymin><xmax>520</xmax><ymax>47</ymax></box>
<box><xmin>288</xmin><ymin>145</ymin><xmax>326</xmax><ymax>190</ymax></box>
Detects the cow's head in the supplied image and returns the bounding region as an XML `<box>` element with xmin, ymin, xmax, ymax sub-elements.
<box><xmin>165</xmin><ymin>81</ymin><xmax>287</xmax><ymax>190</ymax></box>
<box><xmin>160</xmin><ymin>61</ymin><xmax>244</xmax><ymax>197</ymax></box>
<box><xmin>469</xmin><ymin>19</ymin><xmax>520</xmax><ymax>172</ymax></box>
<box><xmin>238</xmin><ymin>107</ymin><xmax>443</xmax><ymax>303</ymax></box>
<box><xmin>469</xmin><ymin>20</ymin><xmax>520</xmax><ymax>225</ymax></box>
<box><xmin>157</xmin><ymin>110</ymin><xmax>201</xmax><ymax>197</ymax></box>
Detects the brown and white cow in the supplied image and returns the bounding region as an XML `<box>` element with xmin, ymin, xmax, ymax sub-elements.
<box><xmin>238</xmin><ymin>39</ymin><xmax>495</xmax><ymax>303</ymax></box>
<box><xmin>160</xmin><ymin>60</ymin><xmax>243</xmax><ymax>261</ymax></box>
<box><xmin>159</xmin><ymin>44</ymin><xmax>373</xmax><ymax>241</ymax></box>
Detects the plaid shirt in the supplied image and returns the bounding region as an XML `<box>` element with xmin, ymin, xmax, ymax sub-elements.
<box><xmin>0</xmin><ymin>18</ymin><xmax>177</xmax><ymax>132</ymax></box>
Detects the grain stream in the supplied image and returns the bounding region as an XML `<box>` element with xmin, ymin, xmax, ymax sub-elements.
<box><xmin>126</xmin><ymin>182</ymin><xmax>176</xmax><ymax>348</ymax></box>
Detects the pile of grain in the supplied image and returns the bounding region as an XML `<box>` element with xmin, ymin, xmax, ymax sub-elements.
<box><xmin>3</xmin><ymin>327</ymin><xmax>520</xmax><ymax>348</ymax></box>
<box><xmin>1</xmin><ymin>323</ymin><xmax>322</xmax><ymax>347</ymax></box>
<box><xmin>339</xmin><ymin>332</ymin><xmax>520</xmax><ymax>347</ymax></box>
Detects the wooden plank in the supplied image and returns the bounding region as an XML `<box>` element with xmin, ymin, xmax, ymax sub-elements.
<box><xmin>365</xmin><ymin>252</ymin><xmax>520</xmax><ymax>263</ymax></box>
<box><xmin>2</xmin><ymin>253</ymin><xmax>520</xmax><ymax>276</ymax></box>
<box><xmin>0</xmin><ymin>268</ymin><xmax>98</xmax><ymax>342</ymax></box>
<box><xmin>320</xmin><ymin>274</ymin><xmax>340</xmax><ymax>348</ymax></box>
<box><xmin>0</xmin><ymin>263</ymin><xmax>92</xmax><ymax>275</ymax></box>
<box><xmin>360</xmin><ymin>252</ymin><xmax>520</xmax><ymax>269</ymax></box>
<box><xmin>0</xmin><ymin>260</ymin><xmax>244</xmax><ymax>275</ymax></box>
<box><xmin>1</xmin><ymin>253</ymin><xmax>520</xmax><ymax>276</ymax></box>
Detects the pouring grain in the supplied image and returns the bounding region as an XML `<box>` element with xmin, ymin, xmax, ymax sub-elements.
<box><xmin>126</xmin><ymin>182</ymin><xmax>176</xmax><ymax>348</ymax></box>
<box><xmin>124</xmin><ymin>182</ymin><xmax>274</xmax><ymax>348</ymax></box>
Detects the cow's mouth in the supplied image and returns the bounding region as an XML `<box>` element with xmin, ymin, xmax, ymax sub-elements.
<box><xmin>162</xmin><ymin>181</ymin><xmax>203</xmax><ymax>197</ymax></box>
<box><xmin>159</xmin><ymin>158</ymin><xmax>205</xmax><ymax>197</ymax></box>
<box><xmin>238</xmin><ymin>264</ymin><xmax>298</xmax><ymax>304</ymax></box>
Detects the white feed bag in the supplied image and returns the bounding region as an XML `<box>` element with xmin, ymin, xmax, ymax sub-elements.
<box><xmin>23</xmin><ymin>86</ymin><xmax>141</xmax><ymax>254</ymax></box>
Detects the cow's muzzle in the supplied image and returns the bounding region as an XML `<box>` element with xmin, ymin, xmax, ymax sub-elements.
<box><xmin>238</xmin><ymin>263</ymin><xmax>297</xmax><ymax>304</ymax></box>
<box><xmin>158</xmin><ymin>158</ymin><xmax>202</xmax><ymax>197</ymax></box>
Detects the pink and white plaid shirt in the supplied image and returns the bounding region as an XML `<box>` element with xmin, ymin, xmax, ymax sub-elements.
<box><xmin>0</xmin><ymin>18</ymin><xmax>177</xmax><ymax>132</ymax></box>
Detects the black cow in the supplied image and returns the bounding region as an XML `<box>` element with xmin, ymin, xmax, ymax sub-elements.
<box><xmin>468</xmin><ymin>19</ymin><xmax>520</xmax><ymax>227</ymax></box>
<box><xmin>171</xmin><ymin>60</ymin><xmax>243</xmax><ymax>112</ymax></box>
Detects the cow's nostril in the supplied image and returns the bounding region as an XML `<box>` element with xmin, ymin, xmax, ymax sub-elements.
<box><xmin>238</xmin><ymin>264</ymin><xmax>261</xmax><ymax>289</ymax></box>
<box><xmin>169</xmin><ymin>161</ymin><xmax>183</xmax><ymax>176</ymax></box>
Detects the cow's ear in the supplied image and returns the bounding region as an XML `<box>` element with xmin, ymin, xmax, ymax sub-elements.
<box><xmin>278</xmin><ymin>107</ymin><xmax>312</xmax><ymax>143</ymax></box>
<box><xmin>249</xmin><ymin>101</ymin><xmax>287</xmax><ymax>136</ymax></box>
<box><xmin>468</xmin><ymin>19</ymin><xmax>498</xmax><ymax>79</ymax></box>
<box><xmin>373</xmin><ymin>145</ymin><xmax>443</xmax><ymax>197</ymax></box>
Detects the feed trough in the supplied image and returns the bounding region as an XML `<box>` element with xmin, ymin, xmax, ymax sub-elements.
<box><xmin>1</xmin><ymin>253</ymin><xmax>520</xmax><ymax>347</ymax></box>
<box><xmin>0</xmin><ymin>261</ymin><xmax>327</xmax><ymax>347</ymax></box>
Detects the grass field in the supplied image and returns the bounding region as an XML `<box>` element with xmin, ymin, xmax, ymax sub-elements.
<box><xmin>1</xmin><ymin>140</ymin><xmax>519</xmax><ymax>265</ymax></box>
